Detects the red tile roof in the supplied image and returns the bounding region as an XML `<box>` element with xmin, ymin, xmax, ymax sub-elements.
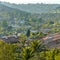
<box><xmin>42</xmin><ymin>32</ymin><xmax>60</xmax><ymax>41</ymax></box>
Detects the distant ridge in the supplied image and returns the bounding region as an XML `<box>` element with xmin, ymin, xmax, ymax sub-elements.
<box><xmin>0</xmin><ymin>2</ymin><xmax>60</xmax><ymax>13</ymax></box>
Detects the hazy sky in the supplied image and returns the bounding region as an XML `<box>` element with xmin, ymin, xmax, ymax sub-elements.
<box><xmin>0</xmin><ymin>0</ymin><xmax>60</xmax><ymax>4</ymax></box>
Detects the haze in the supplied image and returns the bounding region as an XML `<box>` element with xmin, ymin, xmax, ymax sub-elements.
<box><xmin>0</xmin><ymin>0</ymin><xmax>60</xmax><ymax>4</ymax></box>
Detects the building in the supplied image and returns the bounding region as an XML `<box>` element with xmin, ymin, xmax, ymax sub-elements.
<box><xmin>0</xmin><ymin>35</ymin><xmax>20</xmax><ymax>43</ymax></box>
<box><xmin>42</xmin><ymin>32</ymin><xmax>60</xmax><ymax>48</ymax></box>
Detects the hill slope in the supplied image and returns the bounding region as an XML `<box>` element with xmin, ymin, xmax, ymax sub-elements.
<box><xmin>0</xmin><ymin>2</ymin><xmax>60</xmax><ymax>35</ymax></box>
<box><xmin>0</xmin><ymin>3</ymin><xmax>30</xmax><ymax>21</ymax></box>
<box><xmin>1</xmin><ymin>2</ymin><xmax>60</xmax><ymax>13</ymax></box>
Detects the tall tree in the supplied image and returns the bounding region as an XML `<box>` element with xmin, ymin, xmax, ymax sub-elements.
<box><xmin>26</xmin><ymin>29</ymin><xmax>30</xmax><ymax>37</ymax></box>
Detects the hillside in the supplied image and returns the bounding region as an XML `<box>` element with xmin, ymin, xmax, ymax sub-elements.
<box><xmin>0</xmin><ymin>1</ymin><xmax>60</xmax><ymax>60</ymax></box>
<box><xmin>0</xmin><ymin>3</ymin><xmax>32</xmax><ymax>35</ymax></box>
<box><xmin>0</xmin><ymin>2</ymin><xmax>60</xmax><ymax>35</ymax></box>
<box><xmin>0</xmin><ymin>2</ymin><xmax>60</xmax><ymax>60</ymax></box>
<box><xmin>1</xmin><ymin>2</ymin><xmax>60</xmax><ymax>13</ymax></box>
<box><xmin>0</xmin><ymin>3</ymin><xmax>30</xmax><ymax>20</ymax></box>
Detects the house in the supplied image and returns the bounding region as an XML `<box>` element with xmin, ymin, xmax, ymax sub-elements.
<box><xmin>42</xmin><ymin>32</ymin><xmax>60</xmax><ymax>48</ymax></box>
<box><xmin>0</xmin><ymin>35</ymin><xmax>20</xmax><ymax>43</ymax></box>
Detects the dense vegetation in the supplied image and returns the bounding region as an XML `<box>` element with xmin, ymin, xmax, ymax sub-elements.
<box><xmin>0</xmin><ymin>2</ymin><xmax>60</xmax><ymax>60</ymax></box>
<box><xmin>0</xmin><ymin>38</ymin><xmax>60</xmax><ymax>60</ymax></box>
<box><xmin>0</xmin><ymin>2</ymin><xmax>60</xmax><ymax>35</ymax></box>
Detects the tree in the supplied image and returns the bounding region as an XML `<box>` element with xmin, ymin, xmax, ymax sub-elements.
<box><xmin>26</xmin><ymin>29</ymin><xmax>30</xmax><ymax>37</ymax></box>
<box><xmin>21</xmin><ymin>46</ymin><xmax>34</xmax><ymax>60</ymax></box>
<box><xmin>0</xmin><ymin>40</ymin><xmax>17</xmax><ymax>60</ymax></box>
<box><xmin>47</xmin><ymin>48</ymin><xmax>60</xmax><ymax>60</ymax></box>
<box><xmin>2</xmin><ymin>20</ymin><xmax>8</xmax><ymax>28</ymax></box>
<box><xmin>30</xmin><ymin>40</ymin><xmax>47</xmax><ymax>60</ymax></box>
<box><xmin>7</xmin><ymin>26</ymin><xmax>13</xmax><ymax>31</ymax></box>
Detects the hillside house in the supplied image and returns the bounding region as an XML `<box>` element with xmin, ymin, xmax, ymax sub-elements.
<box><xmin>42</xmin><ymin>32</ymin><xmax>60</xmax><ymax>48</ymax></box>
<box><xmin>0</xmin><ymin>35</ymin><xmax>20</xmax><ymax>43</ymax></box>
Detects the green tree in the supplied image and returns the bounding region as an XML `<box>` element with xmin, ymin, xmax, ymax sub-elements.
<box><xmin>21</xmin><ymin>46</ymin><xmax>34</xmax><ymax>60</ymax></box>
<box><xmin>2</xmin><ymin>20</ymin><xmax>8</xmax><ymax>28</ymax></box>
<box><xmin>47</xmin><ymin>48</ymin><xmax>60</xmax><ymax>60</ymax></box>
<box><xmin>0</xmin><ymin>40</ymin><xmax>17</xmax><ymax>60</ymax></box>
<box><xmin>26</xmin><ymin>29</ymin><xmax>30</xmax><ymax>37</ymax></box>
<box><xmin>30</xmin><ymin>40</ymin><xmax>46</xmax><ymax>60</ymax></box>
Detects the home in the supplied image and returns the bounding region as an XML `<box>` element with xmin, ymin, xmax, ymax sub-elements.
<box><xmin>0</xmin><ymin>35</ymin><xmax>20</xmax><ymax>43</ymax></box>
<box><xmin>42</xmin><ymin>32</ymin><xmax>60</xmax><ymax>48</ymax></box>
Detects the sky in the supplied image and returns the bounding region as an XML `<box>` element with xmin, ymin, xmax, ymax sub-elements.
<box><xmin>0</xmin><ymin>0</ymin><xmax>60</xmax><ymax>4</ymax></box>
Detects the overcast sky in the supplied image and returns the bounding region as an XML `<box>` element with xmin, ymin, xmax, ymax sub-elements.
<box><xmin>0</xmin><ymin>0</ymin><xmax>60</xmax><ymax>4</ymax></box>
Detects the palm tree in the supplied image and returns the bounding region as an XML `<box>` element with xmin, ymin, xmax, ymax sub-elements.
<box><xmin>52</xmin><ymin>48</ymin><xmax>60</xmax><ymax>60</ymax></box>
<box><xmin>48</xmin><ymin>48</ymin><xmax>60</xmax><ymax>60</ymax></box>
<box><xmin>30</xmin><ymin>40</ymin><xmax>47</xmax><ymax>60</ymax></box>
<box><xmin>21</xmin><ymin>46</ymin><xmax>34</xmax><ymax>60</ymax></box>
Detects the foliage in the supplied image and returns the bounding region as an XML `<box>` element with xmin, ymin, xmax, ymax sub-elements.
<box><xmin>21</xmin><ymin>46</ymin><xmax>34</xmax><ymax>60</ymax></box>
<box><xmin>26</xmin><ymin>29</ymin><xmax>30</xmax><ymax>37</ymax></box>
